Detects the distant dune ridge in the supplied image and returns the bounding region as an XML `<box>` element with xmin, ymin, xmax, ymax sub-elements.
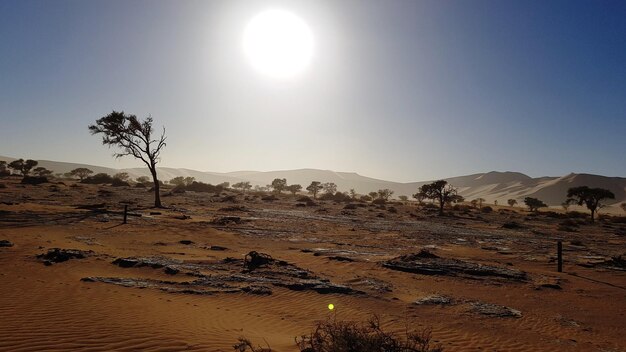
<box><xmin>1</xmin><ymin>155</ymin><xmax>624</xmax><ymax>209</ymax></box>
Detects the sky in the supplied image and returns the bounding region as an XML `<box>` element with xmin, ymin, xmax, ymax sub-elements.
<box><xmin>1</xmin><ymin>0</ymin><xmax>625</xmax><ymax>182</ymax></box>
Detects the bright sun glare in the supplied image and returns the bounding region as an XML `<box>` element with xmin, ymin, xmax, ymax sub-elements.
<box><xmin>243</xmin><ymin>9</ymin><xmax>314</xmax><ymax>79</ymax></box>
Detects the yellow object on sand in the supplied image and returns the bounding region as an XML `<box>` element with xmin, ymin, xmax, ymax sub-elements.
<box><xmin>328</xmin><ymin>303</ymin><xmax>334</xmax><ymax>310</ymax></box>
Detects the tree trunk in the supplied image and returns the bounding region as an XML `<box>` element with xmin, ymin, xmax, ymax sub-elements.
<box><xmin>150</xmin><ymin>167</ymin><xmax>162</xmax><ymax>208</ymax></box>
<box><xmin>590</xmin><ymin>209</ymin><xmax>595</xmax><ymax>223</ymax></box>
<box><xmin>438</xmin><ymin>197</ymin><xmax>444</xmax><ymax>216</ymax></box>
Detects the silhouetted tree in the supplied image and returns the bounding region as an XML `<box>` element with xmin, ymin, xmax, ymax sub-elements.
<box><xmin>0</xmin><ymin>161</ymin><xmax>9</xmax><ymax>177</ymax></box>
<box><xmin>114</xmin><ymin>172</ymin><xmax>130</xmax><ymax>182</ymax></box>
<box><xmin>322</xmin><ymin>182</ymin><xmax>337</xmax><ymax>195</ymax></box>
<box><xmin>136</xmin><ymin>176</ymin><xmax>150</xmax><ymax>184</ymax></box>
<box><xmin>475</xmin><ymin>198</ymin><xmax>485</xmax><ymax>209</ymax></box>
<box><xmin>377</xmin><ymin>189</ymin><xmax>394</xmax><ymax>201</ymax></box>
<box><xmin>286</xmin><ymin>184</ymin><xmax>302</xmax><ymax>195</ymax></box>
<box><xmin>561</xmin><ymin>201</ymin><xmax>571</xmax><ymax>212</ymax></box>
<box><xmin>418</xmin><ymin>180</ymin><xmax>459</xmax><ymax>215</ymax></box>
<box><xmin>399</xmin><ymin>195</ymin><xmax>408</xmax><ymax>201</ymax></box>
<box><xmin>306</xmin><ymin>181</ymin><xmax>323</xmax><ymax>199</ymax></box>
<box><xmin>349</xmin><ymin>189</ymin><xmax>357</xmax><ymax>200</ymax></box>
<box><xmin>170</xmin><ymin>176</ymin><xmax>186</xmax><ymax>187</ymax></box>
<box><xmin>233</xmin><ymin>181</ymin><xmax>252</xmax><ymax>193</ymax></box>
<box><xmin>412</xmin><ymin>192</ymin><xmax>425</xmax><ymax>205</ymax></box>
<box><xmin>33</xmin><ymin>167</ymin><xmax>53</xmax><ymax>177</ymax></box>
<box><xmin>218</xmin><ymin>182</ymin><xmax>230</xmax><ymax>189</ymax></box>
<box><xmin>89</xmin><ymin>111</ymin><xmax>167</xmax><ymax>208</ymax></box>
<box><xmin>70</xmin><ymin>168</ymin><xmax>93</xmax><ymax>180</ymax></box>
<box><xmin>8</xmin><ymin>159</ymin><xmax>38</xmax><ymax>176</ymax></box>
<box><xmin>567</xmin><ymin>186</ymin><xmax>615</xmax><ymax>223</ymax></box>
<box><xmin>507</xmin><ymin>199</ymin><xmax>517</xmax><ymax>207</ymax></box>
<box><xmin>524</xmin><ymin>197</ymin><xmax>547</xmax><ymax>212</ymax></box>
<box><xmin>368</xmin><ymin>192</ymin><xmax>378</xmax><ymax>200</ymax></box>
<box><xmin>271</xmin><ymin>178</ymin><xmax>287</xmax><ymax>194</ymax></box>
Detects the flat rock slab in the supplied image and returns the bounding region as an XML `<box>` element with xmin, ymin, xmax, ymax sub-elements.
<box><xmin>37</xmin><ymin>248</ymin><xmax>94</xmax><ymax>265</ymax></box>
<box><xmin>469</xmin><ymin>302</ymin><xmax>522</xmax><ymax>318</ymax></box>
<box><xmin>382</xmin><ymin>251</ymin><xmax>527</xmax><ymax>281</ymax></box>
<box><xmin>414</xmin><ymin>294</ymin><xmax>454</xmax><ymax>305</ymax></box>
<box><xmin>87</xmin><ymin>252</ymin><xmax>362</xmax><ymax>296</ymax></box>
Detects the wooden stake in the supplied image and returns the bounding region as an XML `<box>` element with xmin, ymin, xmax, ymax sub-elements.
<box><xmin>557</xmin><ymin>240</ymin><xmax>563</xmax><ymax>273</ymax></box>
<box><xmin>123</xmin><ymin>205</ymin><xmax>128</xmax><ymax>224</ymax></box>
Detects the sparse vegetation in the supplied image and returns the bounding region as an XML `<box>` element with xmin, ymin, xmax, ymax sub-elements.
<box><xmin>235</xmin><ymin>316</ymin><xmax>443</xmax><ymax>352</ymax></box>
<box><xmin>233</xmin><ymin>181</ymin><xmax>252</xmax><ymax>193</ymax></box>
<box><xmin>33</xmin><ymin>167</ymin><xmax>53</xmax><ymax>177</ymax></box>
<box><xmin>286</xmin><ymin>184</ymin><xmax>302</xmax><ymax>195</ymax></box>
<box><xmin>507</xmin><ymin>199</ymin><xmax>517</xmax><ymax>207</ymax></box>
<box><xmin>322</xmin><ymin>182</ymin><xmax>337</xmax><ymax>195</ymax></box>
<box><xmin>377</xmin><ymin>189</ymin><xmax>394</xmax><ymax>201</ymax></box>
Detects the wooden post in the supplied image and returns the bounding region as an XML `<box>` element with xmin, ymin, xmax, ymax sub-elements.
<box><xmin>557</xmin><ymin>240</ymin><xmax>562</xmax><ymax>273</ymax></box>
<box><xmin>123</xmin><ymin>205</ymin><xmax>128</xmax><ymax>224</ymax></box>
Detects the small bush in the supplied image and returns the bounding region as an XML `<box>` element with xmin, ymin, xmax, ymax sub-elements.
<box><xmin>422</xmin><ymin>203</ymin><xmax>438</xmax><ymax>210</ymax></box>
<box><xmin>111</xmin><ymin>178</ymin><xmax>130</xmax><ymax>187</ymax></box>
<box><xmin>185</xmin><ymin>181</ymin><xmax>223</xmax><ymax>194</ymax></box>
<box><xmin>295</xmin><ymin>316</ymin><xmax>443</xmax><ymax>352</ymax></box>
<box><xmin>82</xmin><ymin>173</ymin><xmax>114</xmax><ymax>184</ymax></box>
<box><xmin>480</xmin><ymin>206</ymin><xmax>493</xmax><ymax>213</ymax></box>
<box><xmin>372</xmin><ymin>198</ymin><xmax>386</xmax><ymax>205</ymax></box>
<box><xmin>297</xmin><ymin>196</ymin><xmax>312</xmax><ymax>202</ymax></box>
<box><xmin>21</xmin><ymin>176</ymin><xmax>48</xmax><ymax>185</ymax></box>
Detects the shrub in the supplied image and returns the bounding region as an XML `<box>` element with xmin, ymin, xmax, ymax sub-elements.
<box><xmin>82</xmin><ymin>173</ymin><xmax>114</xmax><ymax>184</ymax></box>
<box><xmin>185</xmin><ymin>181</ymin><xmax>223</xmax><ymax>194</ymax></box>
<box><xmin>111</xmin><ymin>178</ymin><xmax>130</xmax><ymax>187</ymax></box>
<box><xmin>21</xmin><ymin>176</ymin><xmax>48</xmax><ymax>185</ymax></box>
<box><xmin>480</xmin><ymin>206</ymin><xmax>493</xmax><ymax>213</ymax></box>
<box><xmin>372</xmin><ymin>198</ymin><xmax>386</xmax><ymax>205</ymax></box>
<box><xmin>295</xmin><ymin>316</ymin><xmax>443</xmax><ymax>352</ymax></box>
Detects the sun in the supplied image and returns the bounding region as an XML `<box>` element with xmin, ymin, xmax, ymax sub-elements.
<box><xmin>243</xmin><ymin>9</ymin><xmax>314</xmax><ymax>79</ymax></box>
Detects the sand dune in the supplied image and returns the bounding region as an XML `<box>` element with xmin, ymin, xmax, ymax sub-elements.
<box><xmin>1</xmin><ymin>156</ymin><xmax>625</xmax><ymax>211</ymax></box>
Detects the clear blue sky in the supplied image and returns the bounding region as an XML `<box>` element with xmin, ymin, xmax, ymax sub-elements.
<box><xmin>1</xmin><ymin>0</ymin><xmax>625</xmax><ymax>182</ymax></box>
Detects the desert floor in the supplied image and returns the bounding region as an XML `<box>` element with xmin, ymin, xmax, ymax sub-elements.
<box><xmin>0</xmin><ymin>178</ymin><xmax>625</xmax><ymax>352</ymax></box>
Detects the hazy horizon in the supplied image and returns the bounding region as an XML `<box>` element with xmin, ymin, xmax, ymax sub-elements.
<box><xmin>1</xmin><ymin>0</ymin><xmax>625</xmax><ymax>182</ymax></box>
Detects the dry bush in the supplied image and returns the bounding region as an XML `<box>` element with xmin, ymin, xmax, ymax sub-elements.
<box><xmin>295</xmin><ymin>316</ymin><xmax>443</xmax><ymax>352</ymax></box>
<box><xmin>235</xmin><ymin>316</ymin><xmax>442</xmax><ymax>352</ymax></box>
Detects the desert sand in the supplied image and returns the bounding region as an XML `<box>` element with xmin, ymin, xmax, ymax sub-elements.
<box><xmin>1</xmin><ymin>177</ymin><xmax>625</xmax><ymax>351</ymax></box>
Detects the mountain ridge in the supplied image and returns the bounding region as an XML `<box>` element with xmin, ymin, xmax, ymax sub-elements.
<box><xmin>1</xmin><ymin>155</ymin><xmax>624</xmax><ymax>209</ymax></box>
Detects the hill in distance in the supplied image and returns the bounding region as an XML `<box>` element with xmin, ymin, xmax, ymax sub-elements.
<box><xmin>1</xmin><ymin>155</ymin><xmax>624</xmax><ymax>211</ymax></box>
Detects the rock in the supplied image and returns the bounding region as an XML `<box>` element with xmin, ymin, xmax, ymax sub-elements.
<box><xmin>211</xmin><ymin>216</ymin><xmax>241</xmax><ymax>225</ymax></box>
<box><xmin>0</xmin><ymin>240</ymin><xmax>13</xmax><ymax>247</ymax></box>
<box><xmin>241</xmin><ymin>285</ymin><xmax>272</xmax><ymax>295</ymax></box>
<box><xmin>261</xmin><ymin>195</ymin><xmax>277</xmax><ymax>201</ymax></box>
<box><xmin>327</xmin><ymin>256</ymin><xmax>355</xmax><ymax>262</ymax></box>
<box><xmin>37</xmin><ymin>248</ymin><xmax>93</xmax><ymax>264</ymax></box>
<box><xmin>470</xmin><ymin>302</ymin><xmax>522</xmax><ymax>318</ymax></box>
<box><xmin>382</xmin><ymin>251</ymin><xmax>527</xmax><ymax>281</ymax></box>
<box><xmin>414</xmin><ymin>294</ymin><xmax>453</xmax><ymax>305</ymax></box>
<box><xmin>149</xmin><ymin>211</ymin><xmax>162</xmax><ymax>215</ymax></box>
<box><xmin>208</xmin><ymin>245</ymin><xmax>228</xmax><ymax>251</ymax></box>
<box><xmin>219</xmin><ymin>205</ymin><xmax>246</xmax><ymax>212</ymax></box>
<box><xmin>179</xmin><ymin>240</ymin><xmax>194</xmax><ymax>245</ymax></box>
<box><xmin>164</xmin><ymin>267</ymin><xmax>180</xmax><ymax>275</ymax></box>
<box><xmin>243</xmin><ymin>251</ymin><xmax>274</xmax><ymax>271</ymax></box>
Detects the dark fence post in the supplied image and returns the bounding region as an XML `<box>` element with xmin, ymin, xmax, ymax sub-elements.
<box><xmin>123</xmin><ymin>205</ymin><xmax>128</xmax><ymax>224</ymax></box>
<box><xmin>557</xmin><ymin>240</ymin><xmax>563</xmax><ymax>273</ymax></box>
